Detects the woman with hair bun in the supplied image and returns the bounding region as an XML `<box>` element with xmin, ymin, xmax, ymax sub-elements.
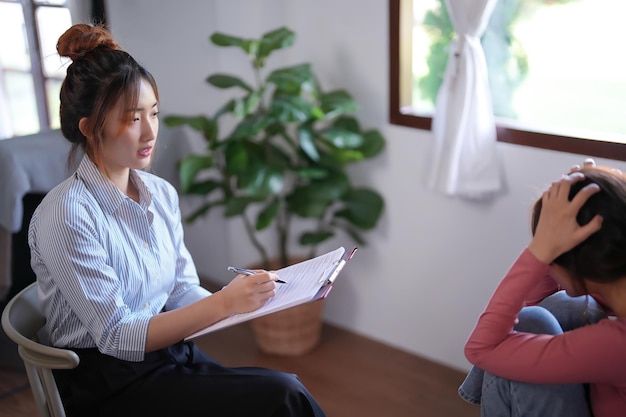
<box><xmin>459</xmin><ymin>159</ymin><xmax>626</xmax><ymax>417</ymax></box>
<box><xmin>28</xmin><ymin>23</ymin><xmax>327</xmax><ymax>417</ymax></box>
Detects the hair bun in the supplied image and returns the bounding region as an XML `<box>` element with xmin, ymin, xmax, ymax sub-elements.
<box><xmin>57</xmin><ymin>23</ymin><xmax>121</xmax><ymax>61</ymax></box>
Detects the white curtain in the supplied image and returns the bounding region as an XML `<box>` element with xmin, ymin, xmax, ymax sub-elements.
<box><xmin>426</xmin><ymin>0</ymin><xmax>501</xmax><ymax>199</ymax></box>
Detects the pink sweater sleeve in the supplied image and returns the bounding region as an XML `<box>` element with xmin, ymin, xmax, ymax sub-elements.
<box><xmin>464</xmin><ymin>249</ymin><xmax>626</xmax><ymax>384</ymax></box>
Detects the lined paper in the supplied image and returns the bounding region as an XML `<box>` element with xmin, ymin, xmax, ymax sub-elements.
<box><xmin>186</xmin><ymin>247</ymin><xmax>345</xmax><ymax>339</ymax></box>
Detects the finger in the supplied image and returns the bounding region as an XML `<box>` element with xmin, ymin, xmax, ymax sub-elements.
<box><xmin>583</xmin><ymin>158</ymin><xmax>596</xmax><ymax>167</ymax></box>
<box><xmin>575</xmin><ymin>214</ymin><xmax>603</xmax><ymax>242</ymax></box>
<box><xmin>254</xmin><ymin>279</ymin><xmax>276</xmax><ymax>292</ymax></box>
<box><xmin>565</xmin><ymin>171</ymin><xmax>585</xmax><ymax>182</ymax></box>
<box><xmin>569</xmin><ymin>182</ymin><xmax>600</xmax><ymax>212</ymax></box>
<box><xmin>547</xmin><ymin>175</ymin><xmax>572</xmax><ymax>199</ymax></box>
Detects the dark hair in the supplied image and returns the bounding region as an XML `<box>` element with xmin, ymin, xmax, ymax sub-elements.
<box><xmin>57</xmin><ymin>23</ymin><xmax>159</xmax><ymax>169</ymax></box>
<box><xmin>531</xmin><ymin>166</ymin><xmax>626</xmax><ymax>283</ymax></box>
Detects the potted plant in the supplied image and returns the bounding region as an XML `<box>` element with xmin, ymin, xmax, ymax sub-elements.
<box><xmin>164</xmin><ymin>27</ymin><xmax>385</xmax><ymax>354</ymax></box>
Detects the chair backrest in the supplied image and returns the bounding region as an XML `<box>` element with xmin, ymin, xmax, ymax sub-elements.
<box><xmin>1</xmin><ymin>282</ymin><xmax>79</xmax><ymax>417</ymax></box>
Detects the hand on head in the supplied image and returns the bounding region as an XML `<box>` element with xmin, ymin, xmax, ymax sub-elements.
<box><xmin>528</xmin><ymin>171</ymin><xmax>603</xmax><ymax>264</ymax></box>
<box><xmin>570</xmin><ymin>158</ymin><xmax>597</xmax><ymax>172</ymax></box>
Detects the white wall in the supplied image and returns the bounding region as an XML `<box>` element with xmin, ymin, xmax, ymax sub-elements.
<box><xmin>106</xmin><ymin>0</ymin><xmax>626</xmax><ymax>372</ymax></box>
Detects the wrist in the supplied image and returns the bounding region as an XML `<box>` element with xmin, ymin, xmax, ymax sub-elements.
<box><xmin>527</xmin><ymin>241</ymin><xmax>556</xmax><ymax>265</ymax></box>
<box><xmin>211</xmin><ymin>289</ymin><xmax>233</xmax><ymax>318</ymax></box>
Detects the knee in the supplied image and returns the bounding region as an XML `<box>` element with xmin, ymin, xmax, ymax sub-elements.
<box><xmin>277</xmin><ymin>372</ymin><xmax>305</xmax><ymax>393</ymax></box>
<box><xmin>515</xmin><ymin>306</ymin><xmax>562</xmax><ymax>335</ymax></box>
<box><xmin>271</xmin><ymin>373</ymin><xmax>322</xmax><ymax>416</ymax></box>
<box><xmin>265</xmin><ymin>372</ymin><xmax>309</xmax><ymax>399</ymax></box>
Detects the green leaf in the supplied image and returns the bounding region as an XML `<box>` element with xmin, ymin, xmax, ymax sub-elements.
<box><xmin>359</xmin><ymin>129</ymin><xmax>386</xmax><ymax>158</ymax></box>
<box><xmin>257</xmin><ymin>27</ymin><xmax>296</xmax><ymax>61</ymax></box>
<box><xmin>210</xmin><ymin>32</ymin><xmax>260</xmax><ymax>56</ymax></box>
<box><xmin>186</xmin><ymin>179</ymin><xmax>222</xmax><ymax>196</ymax></box>
<box><xmin>186</xmin><ymin>201</ymin><xmax>220</xmax><ymax>223</ymax></box>
<box><xmin>224</xmin><ymin>141</ymin><xmax>249</xmax><ymax>175</ymax></box>
<box><xmin>297</xmin><ymin>124</ymin><xmax>319</xmax><ymax>161</ymax></box>
<box><xmin>223</xmin><ymin>140</ymin><xmax>288</xmax><ymax>196</ymax></box>
<box><xmin>214</xmin><ymin>99</ymin><xmax>236</xmax><ymax>119</ymax></box>
<box><xmin>228</xmin><ymin>89</ymin><xmax>264</xmax><ymax>118</ymax></box>
<box><xmin>288</xmin><ymin>197</ymin><xmax>327</xmax><ymax>218</ymax></box>
<box><xmin>206</xmin><ymin>74</ymin><xmax>253</xmax><ymax>93</ymax></box>
<box><xmin>239</xmin><ymin>164</ymin><xmax>284</xmax><ymax>196</ymax></box>
<box><xmin>335</xmin><ymin>188</ymin><xmax>384</xmax><ymax>230</ymax></box>
<box><xmin>287</xmin><ymin>177</ymin><xmax>349</xmax><ymax>218</ymax></box>
<box><xmin>337</xmin><ymin>224</ymin><xmax>367</xmax><ymax>246</ymax></box>
<box><xmin>178</xmin><ymin>154</ymin><xmax>214</xmax><ymax>192</ymax></box>
<box><xmin>224</xmin><ymin>196</ymin><xmax>251</xmax><ymax>217</ymax></box>
<box><xmin>229</xmin><ymin>114</ymin><xmax>273</xmax><ymax>139</ymax></box>
<box><xmin>299</xmin><ymin>231</ymin><xmax>334</xmax><ymax>245</ymax></box>
<box><xmin>244</xmin><ymin>90</ymin><xmax>263</xmax><ymax>114</ymax></box>
<box><xmin>267</xmin><ymin>64</ymin><xmax>313</xmax><ymax>94</ymax></box>
<box><xmin>294</xmin><ymin>167</ymin><xmax>328</xmax><ymax>180</ymax></box>
<box><xmin>270</xmin><ymin>95</ymin><xmax>313</xmax><ymax>123</ymax></box>
<box><xmin>163</xmin><ymin>115</ymin><xmax>217</xmax><ymax>143</ymax></box>
<box><xmin>328</xmin><ymin>149</ymin><xmax>364</xmax><ymax>165</ymax></box>
<box><xmin>320</xmin><ymin>127</ymin><xmax>364</xmax><ymax>148</ymax></box>
<box><xmin>320</xmin><ymin>90</ymin><xmax>359</xmax><ymax>118</ymax></box>
<box><xmin>310</xmin><ymin>106</ymin><xmax>325</xmax><ymax>120</ymax></box>
<box><xmin>332</xmin><ymin>116</ymin><xmax>360</xmax><ymax>132</ymax></box>
<box><xmin>256</xmin><ymin>199</ymin><xmax>280</xmax><ymax>230</ymax></box>
<box><xmin>210</xmin><ymin>33</ymin><xmax>246</xmax><ymax>48</ymax></box>
<box><xmin>243</xmin><ymin>40</ymin><xmax>260</xmax><ymax>57</ymax></box>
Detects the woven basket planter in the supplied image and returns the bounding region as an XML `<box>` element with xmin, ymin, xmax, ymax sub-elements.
<box><xmin>249</xmin><ymin>257</ymin><xmax>324</xmax><ymax>355</ymax></box>
<box><xmin>251</xmin><ymin>299</ymin><xmax>324</xmax><ymax>355</ymax></box>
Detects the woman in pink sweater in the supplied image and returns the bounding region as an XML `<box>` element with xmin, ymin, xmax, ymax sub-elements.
<box><xmin>460</xmin><ymin>162</ymin><xmax>626</xmax><ymax>417</ymax></box>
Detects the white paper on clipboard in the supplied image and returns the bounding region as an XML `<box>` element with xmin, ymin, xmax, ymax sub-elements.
<box><xmin>186</xmin><ymin>246</ymin><xmax>355</xmax><ymax>339</ymax></box>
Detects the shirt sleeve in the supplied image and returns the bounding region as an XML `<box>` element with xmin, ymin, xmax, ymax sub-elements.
<box><xmin>464</xmin><ymin>249</ymin><xmax>626</xmax><ymax>384</ymax></box>
<box><xmin>33</xmin><ymin>197</ymin><xmax>152</xmax><ymax>361</ymax></box>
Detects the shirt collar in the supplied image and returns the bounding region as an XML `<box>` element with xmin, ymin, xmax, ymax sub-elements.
<box><xmin>75</xmin><ymin>155</ymin><xmax>153</xmax><ymax>214</ymax></box>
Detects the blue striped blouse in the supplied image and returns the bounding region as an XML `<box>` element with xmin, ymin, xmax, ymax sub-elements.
<box><xmin>28</xmin><ymin>156</ymin><xmax>211</xmax><ymax>362</ymax></box>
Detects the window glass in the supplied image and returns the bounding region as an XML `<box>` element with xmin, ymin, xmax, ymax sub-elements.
<box><xmin>36</xmin><ymin>6</ymin><xmax>72</xmax><ymax>77</ymax></box>
<box><xmin>6</xmin><ymin>72</ymin><xmax>39</xmax><ymax>136</ymax></box>
<box><xmin>409</xmin><ymin>0</ymin><xmax>626</xmax><ymax>143</ymax></box>
<box><xmin>0</xmin><ymin>2</ymin><xmax>31</xmax><ymax>71</ymax></box>
<box><xmin>34</xmin><ymin>0</ymin><xmax>66</xmax><ymax>4</ymax></box>
<box><xmin>0</xmin><ymin>0</ymin><xmax>72</xmax><ymax>139</ymax></box>
<box><xmin>45</xmin><ymin>78</ymin><xmax>62</xmax><ymax>129</ymax></box>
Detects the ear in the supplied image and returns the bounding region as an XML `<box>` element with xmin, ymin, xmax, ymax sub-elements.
<box><xmin>78</xmin><ymin>117</ymin><xmax>90</xmax><ymax>138</ymax></box>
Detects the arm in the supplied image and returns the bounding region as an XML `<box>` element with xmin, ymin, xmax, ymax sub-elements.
<box><xmin>465</xmin><ymin>249</ymin><xmax>626</xmax><ymax>384</ymax></box>
<box><xmin>33</xmin><ymin>182</ymin><xmax>279</xmax><ymax>359</ymax></box>
<box><xmin>142</xmin><ymin>179</ymin><xmax>279</xmax><ymax>352</ymax></box>
<box><xmin>144</xmin><ymin>273</ymin><xmax>276</xmax><ymax>351</ymax></box>
<box><xmin>464</xmin><ymin>173</ymin><xmax>623</xmax><ymax>384</ymax></box>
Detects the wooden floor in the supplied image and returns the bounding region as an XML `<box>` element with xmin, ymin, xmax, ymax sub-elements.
<box><xmin>0</xmin><ymin>321</ymin><xmax>478</xmax><ymax>417</ymax></box>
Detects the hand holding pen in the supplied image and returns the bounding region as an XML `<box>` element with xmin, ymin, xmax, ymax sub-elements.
<box><xmin>218</xmin><ymin>267</ymin><xmax>280</xmax><ymax>314</ymax></box>
<box><xmin>227</xmin><ymin>266</ymin><xmax>287</xmax><ymax>284</ymax></box>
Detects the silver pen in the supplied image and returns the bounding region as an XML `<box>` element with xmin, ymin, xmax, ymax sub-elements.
<box><xmin>227</xmin><ymin>266</ymin><xmax>287</xmax><ymax>284</ymax></box>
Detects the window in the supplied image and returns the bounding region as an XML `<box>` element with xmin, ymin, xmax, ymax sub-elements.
<box><xmin>0</xmin><ymin>0</ymin><xmax>72</xmax><ymax>139</ymax></box>
<box><xmin>389</xmin><ymin>0</ymin><xmax>626</xmax><ymax>161</ymax></box>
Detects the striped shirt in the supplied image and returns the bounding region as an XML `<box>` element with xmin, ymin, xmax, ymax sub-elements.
<box><xmin>28</xmin><ymin>156</ymin><xmax>210</xmax><ymax>362</ymax></box>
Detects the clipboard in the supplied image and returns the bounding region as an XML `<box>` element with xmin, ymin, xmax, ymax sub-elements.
<box><xmin>185</xmin><ymin>246</ymin><xmax>357</xmax><ymax>340</ymax></box>
<box><xmin>312</xmin><ymin>246</ymin><xmax>357</xmax><ymax>301</ymax></box>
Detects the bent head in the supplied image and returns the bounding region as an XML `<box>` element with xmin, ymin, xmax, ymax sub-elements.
<box><xmin>532</xmin><ymin>166</ymin><xmax>626</xmax><ymax>287</ymax></box>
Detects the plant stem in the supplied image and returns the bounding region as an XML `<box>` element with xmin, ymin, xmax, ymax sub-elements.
<box><xmin>241</xmin><ymin>211</ymin><xmax>270</xmax><ymax>269</ymax></box>
<box><xmin>277</xmin><ymin>199</ymin><xmax>290</xmax><ymax>268</ymax></box>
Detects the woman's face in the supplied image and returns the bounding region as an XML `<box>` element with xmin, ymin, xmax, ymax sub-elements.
<box><xmin>549</xmin><ymin>264</ymin><xmax>586</xmax><ymax>297</ymax></box>
<box><xmin>100</xmin><ymin>78</ymin><xmax>159</xmax><ymax>176</ymax></box>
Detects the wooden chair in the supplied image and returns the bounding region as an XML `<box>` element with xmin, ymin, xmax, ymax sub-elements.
<box><xmin>1</xmin><ymin>282</ymin><xmax>79</xmax><ymax>417</ymax></box>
